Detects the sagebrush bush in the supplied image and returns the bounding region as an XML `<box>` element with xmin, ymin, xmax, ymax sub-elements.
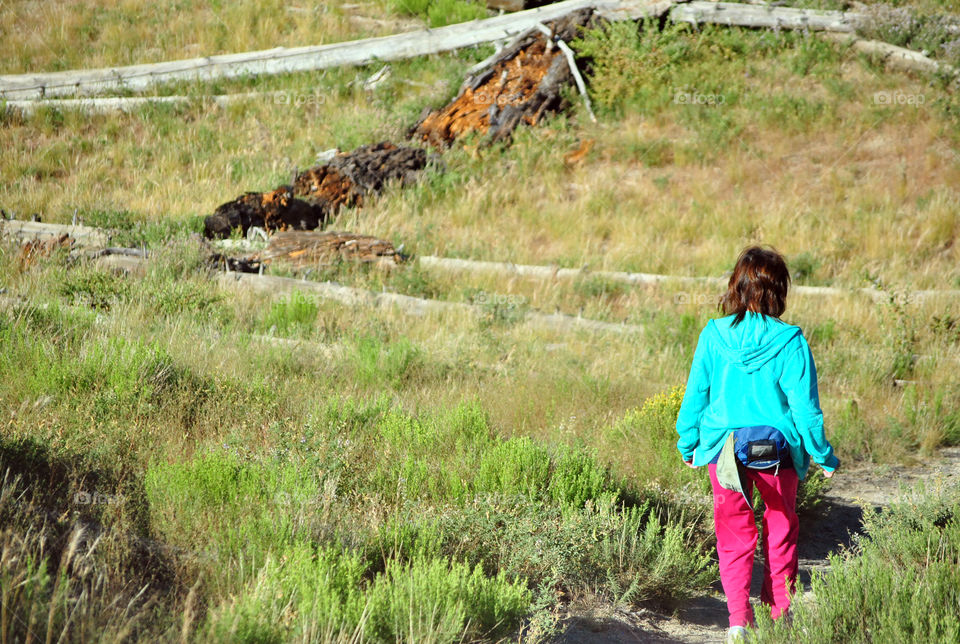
<box><xmin>145</xmin><ymin>450</ymin><xmax>322</xmax><ymax>567</ymax></box>
<box><xmin>260</xmin><ymin>290</ymin><xmax>320</xmax><ymax>336</ymax></box>
<box><xmin>381</xmin><ymin>495</ymin><xmax>713</xmax><ymax>611</ymax></box>
<box><xmin>857</xmin><ymin>4</ymin><xmax>960</xmax><ymax>67</ymax></box>
<box><xmin>205</xmin><ymin>545</ymin><xmax>530</xmax><ymax>644</ymax></box>
<box><xmin>756</xmin><ymin>483</ymin><xmax>960</xmax><ymax>643</ymax></box>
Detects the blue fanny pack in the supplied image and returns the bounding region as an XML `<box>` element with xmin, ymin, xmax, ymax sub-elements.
<box><xmin>733</xmin><ymin>425</ymin><xmax>791</xmax><ymax>472</ymax></box>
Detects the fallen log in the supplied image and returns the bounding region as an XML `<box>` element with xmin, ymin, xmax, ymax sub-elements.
<box><xmin>0</xmin><ymin>0</ymin><xmax>652</xmax><ymax>100</ymax></box>
<box><xmin>204</xmin><ymin>186</ymin><xmax>329</xmax><ymax>240</ymax></box>
<box><xmin>216</xmin><ymin>271</ymin><xmax>644</xmax><ymax>334</ymax></box>
<box><xmin>204</xmin><ymin>142</ymin><xmax>432</xmax><ymax>238</ymax></box>
<box><xmin>8</xmin><ymin>1</ymin><xmax>952</xmax><ymax>105</ymax></box>
<box><xmin>8</xmin><ymin>220</ymin><xmax>959</xmax><ymax>303</ymax></box>
<box><xmin>822</xmin><ymin>32</ymin><xmax>959</xmax><ymax>77</ymax></box>
<box><xmin>260</xmin><ymin>230</ymin><xmax>404</xmax><ymax>269</ymax></box>
<box><xmin>1</xmin><ymin>92</ymin><xmax>273</xmax><ymax>116</ymax></box>
<box><xmin>669</xmin><ymin>1</ymin><xmax>858</xmax><ymax>32</ymax></box>
<box><xmin>0</xmin><ymin>220</ymin><xmax>109</xmax><ymax>247</ymax></box>
<box><xmin>416</xmin><ymin>255</ymin><xmax>960</xmax><ymax>302</ymax></box>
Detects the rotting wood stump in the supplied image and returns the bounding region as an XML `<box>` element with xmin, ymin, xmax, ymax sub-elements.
<box><xmin>411</xmin><ymin>8</ymin><xmax>596</xmax><ymax>147</ymax></box>
<box><xmin>204</xmin><ymin>142</ymin><xmax>432</xmax><ymax>239</ymax></box>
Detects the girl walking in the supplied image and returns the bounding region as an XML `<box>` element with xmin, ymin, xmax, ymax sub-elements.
<box><xmin>675</xmin><ymin>246</ymin><xmax>839</xmax><ymax>643</ymax></box>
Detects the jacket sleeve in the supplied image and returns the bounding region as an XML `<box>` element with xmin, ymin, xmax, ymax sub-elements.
<box><xmin>779</xmin><ymin>334</ymin><xmax>840</xmax><ymax>472</ymax></box>
<box><xmin>676</xmin><ymin>325</ymin><xmax>712</xmax><ymax>462</ymax></box>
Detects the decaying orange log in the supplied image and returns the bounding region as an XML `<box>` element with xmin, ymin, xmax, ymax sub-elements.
<box><xmin>410</xmin><ymin>9</ymin><xmax>596</xmax><ymax>147</ymax></box>
<box><xmin>204</xmin><ymin>142</ymin><xmax>432</xmax><ymax>239</ymax></box>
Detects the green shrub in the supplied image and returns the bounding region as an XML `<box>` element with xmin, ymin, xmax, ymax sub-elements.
<box><xmin>391</xmin><ymin>495</ymin><xmax>713</xmax><ymax>610</ymax></box>
<box><xmin>474</xmin><ymin>437</ymin><xmax>552</xmax><ymax>500</ymax></box>
<box><xmin>204</xmin><ymin>545</ymin><xmax>530</xmax><ymax>644</ymax></box>
<box><xmin>363</xmin><ymin>557</ymin><xmax>530</xmax><ymax>643</ymax></box>
<box><xmin>144</xmin><ymin>451</ymin><xmax>321</xmax><ymax>567</ymax></box>
<box><xmin>6</xmin><ymin>333</ymin><xmax>191</xmax><ymax>421</ymax></box>
<box><xmin>857</xmin><ymin>5</ymin><xmax>960</xmax><ymax>67</ymax></box>
<box><xmin>80</xmin><ymin>209</ymin><xmax>203</xmax><ymax>247</ymax></box>
<box><xmin>58</xmin><ymin>266</ymin><xmax>130</xmax><ymax>310</ymax></box>
<box><xmin>756</xmin><ymin>483</ymin><xmax>960</xmax><ymax>643</ymax></box>
<box><xmin>261</xmin><ymin>290</ymin><xmax>319</xmax><ymax>336</ymax></box>
<box><xmin>143</xmin><ymin>278</ymin><xmax>225</xmax><ymax>319</ymax></box>
<box><xmin>367</xmin><ymin>402</ymin><xmax>620</xmax><ymax>509</ymax></box>
<box><xmin>605</xmin><ymin>387</ymin><xmax>707</xmax><ymax>494</ymax></box>
<box><xmin>348</xmin><ymin>335</ymin><xmax>424</xmax><ymax>388</ymax></box>
<box><xmin>204</xmin><ymin>544</ymin><xmax>368</xmax><ymax>643</ymax></box>
<box><xmin>573</xmin><ymin>21</ymin><xmax>686</xmax><ymax>116</ymax></box>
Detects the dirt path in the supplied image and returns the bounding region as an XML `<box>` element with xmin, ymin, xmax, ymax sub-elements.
<box><xmin>553</xmin><ymin>448</ymin><xmax>960</xmax><ymax>643</ymax></box>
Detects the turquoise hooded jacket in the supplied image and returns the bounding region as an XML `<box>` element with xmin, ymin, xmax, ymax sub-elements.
<box><xmin>676</xmin><ymin>312</ymin><xmax>839</xmax><ymax>480</ymax></box>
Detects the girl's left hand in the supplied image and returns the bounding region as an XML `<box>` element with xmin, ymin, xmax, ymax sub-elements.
<box><xmin>683</xmin><ymin>460</ymin><xmax>697</xmax><ymax>469</ymax></box>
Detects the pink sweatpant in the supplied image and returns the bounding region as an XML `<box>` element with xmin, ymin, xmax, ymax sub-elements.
<box><xmin>708</xmin><ymin>463</ymin><xmax>799</xmax><ymax>628</ymax></box>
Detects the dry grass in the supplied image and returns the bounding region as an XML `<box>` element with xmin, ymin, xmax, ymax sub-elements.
<box><xmin>2</xmin><ymin>24</ymin><xmax>958</xmax><ymax>287</ymax></box>
<box><xmin>2</xmin><ymin>12</ymin><xmax>958</xmax><ymax>466</ymax></box>
<box><xmin>0</xmin><ymin>0</ymin><xmax>423</xmax><ymax>74</ymax></box>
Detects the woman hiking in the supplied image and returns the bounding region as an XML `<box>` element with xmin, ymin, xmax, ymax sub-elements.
<box><xmin>675</xmin><ymin>246</ymin><xmax>839</xmax><ymax>644</ymax></box>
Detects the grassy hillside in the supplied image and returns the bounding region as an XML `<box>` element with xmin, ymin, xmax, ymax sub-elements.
<box><xmin>2</xmin><ymin>0</ymin><xmax>960</xmax><ymax>642</ymax></box>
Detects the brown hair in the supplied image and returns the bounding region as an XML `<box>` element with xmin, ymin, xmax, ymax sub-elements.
<box><xmin>719</xmin><ymin>246</ymin><xmax>791</xmax><ymax>325</ymax></box>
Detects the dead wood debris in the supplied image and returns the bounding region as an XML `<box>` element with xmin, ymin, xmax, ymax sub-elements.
<box><xmin>486</xmin><ymin>1</ymin><xmax>556</xmax><ymax>12</ymax></box>
<box><xmin>204</xmin><ymin>142</ymin><xmax>432</xmax><ymax>239</ymax></box>
<box><xmin>262</xmin><ymin>230</ymin><xmax>404</xmax><ymax>268</ymax></box>
<box><xmin>17</xmin><ymin>233</ymin><xmax>73</xmax><ymax>269</ymax></box>
<box><xmin>209</xmin><ymin>230</ymin><xmax>403</xmax><ymax>274</ymax></box>
<box><xmin>410</xmin><ymin>9</ymin><xmax>596</xmax><ymax>147</ymax></box>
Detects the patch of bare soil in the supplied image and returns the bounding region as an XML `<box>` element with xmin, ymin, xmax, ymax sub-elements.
<box><xmin>551</xmin><ymin>448</ymin><xmax>960</xmax><ymax>643</ymax></box>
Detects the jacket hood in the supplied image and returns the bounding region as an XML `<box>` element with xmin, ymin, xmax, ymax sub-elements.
<box><xmin>710</xmin><ymin>313</ymin><xmax>801</xmax><ymax>374</ymax></box>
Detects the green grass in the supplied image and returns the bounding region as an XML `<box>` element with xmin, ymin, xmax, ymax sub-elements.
<box><xmin>387</xmin><ymin>0</ymin><xmax>489</xmax><ymax>28</ymax></box>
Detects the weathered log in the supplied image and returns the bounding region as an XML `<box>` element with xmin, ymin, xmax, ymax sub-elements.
<box><xmin>204</xmin><ymin>186</ymin><xmax>330</xmax><ymax>239</ymax></box>
<box><xmin>669</xmin><ymin>1</ymin><xmax>858</xmax><ymax>32</ymax></box>
<box><xmin>4</xmin><ymin>1</ymin><xmax>900</xmax><ymax>110</ymax></box>
<box><xmin>0</xmin><ymin>220</ymin><xmax>109</xmax><ymax>247</ymax></box>
<box><xmin>295</xmin><ymin>142</ymin><xmax>430</xmax><ymax>202</ymax></box>
<box><xmin>0</xmin><ymin>0</ymin><xmax>641</xmax><ymax>100</ymax></box>
<box><xmin>216</xmin><ymin>270</ymin><xmax>645</xmax><ymax>334</ymax></box>
<box><xmin>261</xmin><ymin>230</ymin><xmax>404</xmax><ymax>268</ymax></box>
<box><xmin>416</xmin><ymin>255</ymin><xmax>960</xmax><ymax>302</ymax></box>
<box><xmin>822</xmin><ymin>32</ymin><xmax>959</xmax><ymax>77</ymax></box>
